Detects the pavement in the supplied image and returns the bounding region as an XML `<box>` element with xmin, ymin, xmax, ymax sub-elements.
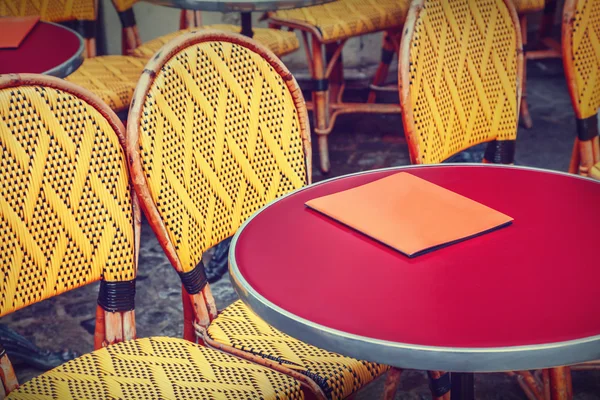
<box><xmin>2</xmin><ymin>56</ymin><xmax>599</xmax><ymax>399</ymax></box>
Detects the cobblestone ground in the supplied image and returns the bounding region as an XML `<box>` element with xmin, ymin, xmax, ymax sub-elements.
<box><xmin>2</xmin><ymin>57</ymin><xmax>600</xmax><ymax>399</ymax></box>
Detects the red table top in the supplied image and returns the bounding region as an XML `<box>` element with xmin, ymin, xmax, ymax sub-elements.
<box><xmin>0</xmin><ymin>21</ymin><xmax>82</xmax><ymax>76</ymax></box>
<box><xmin>233</xmin><ymin>165</ymin><xmax>600</xmax><ymax>352</ymax></box>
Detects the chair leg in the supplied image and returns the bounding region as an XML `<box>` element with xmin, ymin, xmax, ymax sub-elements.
<box><xmin>549</xmin><ymin>367</ymin><xmax>572</xmax><ymax>400</ymax></box>
<box><xmin>325</xmin><ymin>42</ymin><xmax>344</xmax><ymax>105</ymax></box>
<box><xmin>383</xmin><ymin>368</ymin><xmax>402</xmax><ymax>400</ymax></box>
<box><xmin>182</xmin><ymin>286</ymin><xmax>198</xmax><ymax>342</ymax></box>
<box><xmin>519</xmin><ymin>15</ymin><xmax>533</xmax><ymax>129</ymax></box>
<box><xmin>428</xmin><ymin>371</ymin><xmax>451</xmax><ymax>400</ymax></box>
<box><xmin>508</xmin><ymin>371</ymin><xmax>544</xmax><ymax>400</ymax></box>
<box><xmin>568</xmin><ymin>139</ymin><xmax>580</xmax><ymax>174</ymax></box>
<box><xmin>122</xmin><ymin>26</ymin><xmax>142</xmax><ymax>55</ymax></box>
<box><xmin>0</xmin><ymin>352</ymin><xmax>18</xmax><ymax>394</ymax></box>
<box><xmin>537</xmin><ymin>0</ymin><xmax>558</xmax><ymax>44</ymax></box>
<box><xmin>180</xmin><ymin>10</ymin><xmax>202</xmax><ymax>29</ymax></box>
<box><xmin>310</xmin><ymin>34</ymin><xmax>331</xmax><ymax>173</ymax></box>
<box><xmin>368</xmin><ymin>31</ymin><xmax>396</xmax><ymax>104</ymax></box>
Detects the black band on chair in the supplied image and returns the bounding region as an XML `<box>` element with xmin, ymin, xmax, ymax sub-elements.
<box><xmin>484</xmin><ymin>140</ymin><xmax>516</xmax><ymax>164</ymax></box>
<box><xmin>179</xmin><ymin>261</ymin><xmax>208</xmax><ymax>295</ymax></box>
<box><xmin>312</xmin><ymin>78</ymin><xmax>329</xmax><ymax>92</ymax></box>
<box><xmin>97</xmin><ymin>279</ymin><xmax>136</xmax><ymax>312</ymax></box>
<box><xmin>0</xmin><ymin>342</ymin><xmax>5</xmax><ymax>358</ymax></box>
<box><xmin>118</xmin><ymin>8</ymin><xmax>137</xmax><ymax>28</ymax></box>
<box><xmin>576</xmin><ymin>115</ymin><xmax>599</xmax><ymax>141</ymax></box>
<box><xmin>381</xmin><ymin>48</ymin><xmax>395</xmax><ymax>65</ymax></box>
<box><xmin>428</xmin><ymin>372</ymin><xmax>451</xmax><ymax>397</ymax></box>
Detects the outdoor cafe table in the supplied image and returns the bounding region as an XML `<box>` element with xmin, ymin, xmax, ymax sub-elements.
<box><xmin>0</xmin><ymin>21</ymin><xmax>84</xmax><ymax>77</ymax></box>
<box><xmin>229</xmin><ymin>164</ymin><xmax>600</xmax><ymax>400</ymax></box>
<box><xmin>142</xmin><ymin>0</ymin><xmax>333</xmax><ymax>38</ymax></box>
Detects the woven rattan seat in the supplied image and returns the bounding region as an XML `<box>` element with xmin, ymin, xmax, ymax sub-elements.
<box><xmin>65</xmin><ymin>55</ymin><xmax>146</xmax><ymax>113</ymax></box>
<box><xmin>132</xmin><ymin>25</ymin><xmax>299</xmax><ymax>59</ymax></box>
<box><xmin>207</xmin><ymin>300</ymin><xmax>387</xmax><ymax>400</ymax></box>
<box><xmin>7</xmin><ymin>337</ymin><xmax>303</xmax><ymax>399</ymax></box>
<box><xmin>270</xmin><ymin>0</ymin><xmax>409</xmax><ymax>43</ymax></box>
<box><xmin>0</xmin><ymin>0</ymin><xmax>95</xmax><ymax>22</ymax></box>
<box><xmin>512</xmin><ymin>0</ymin><xmax>544</xmax><ymax>13</ymax></box>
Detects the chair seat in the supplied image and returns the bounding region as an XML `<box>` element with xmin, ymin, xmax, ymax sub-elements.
<box><xmin>269</xmin><ymin>0</ymin><xmax>410</xmax><ymax>43</ymax></box>
<box><xmin>591</xmin><ymin>162</ymin><xmax>600</xmax><ymax>180</ymax></box>
<box><xmin>7</xmin><ymin>336</ymin><xmax>303</xmax><ymax>399</ymax></box>
<box><xmin>512</xmin><ymin>0</ymin><xmax>545</xmax><ymax>14</ymax></box>
<box><xmin>65</xmin><ymin>56</ymin><xmax>146</xmax><ymax>113</ymax></box>
<box><xmin>130</xmin><ymin>25</ymin><xmax>300</xmax><ymax>60</ymax></box>
<box><xmin>207</xmin><ymin>300</ymin><xmax>389</xmax><ymax>400</ymax></box>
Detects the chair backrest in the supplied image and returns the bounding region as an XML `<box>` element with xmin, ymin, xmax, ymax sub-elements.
<box><xmin>126</xmin><ymin>31</ymin><xmax>311</xmax><ymax>325</ymax></box>
<box><xmin>398</xmin><ymin>0</ymin><xmax>523</xmax><ymax>164</ymax></box>
<box><xmin>0</xmin><ymin>0</ymin><xmax>96</xmax><ymax>22</ymax></box>
<box><xmin>0</xmin><ymin>74</ymin><xmax>139</xmax><ymax>320</ymax></box>
<box><xmin>562</xmin><ymin>0</ymin><xmax>600</xmax><ymax>174</ymax></box>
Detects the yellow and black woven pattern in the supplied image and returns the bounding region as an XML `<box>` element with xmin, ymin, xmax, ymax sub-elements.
<box><xmin>138</xmin><ymin>40</ymin><xmax>308</xmax><ymax>273</ymax></box>
<box><xmin>0</xmin><ymin>85</ymin><xmax>136</xmax><ymax>317</ymax></box>
<box><xmin>270</xmin><ymin>0</ymin><xmax>410</xmax><ymax>43</ymax></box>
<box><xmin>131</xmin><ymin>26</ymin><xmax>300</xmax><ymax>60</ymax></box>
<box><xmin>66</xmin><ymin>56</ymin><xmax>146</xmax><ymax>113</ymax></box>
<box><xmin>407</xmin><ymin>0</ymin><xmax>519</xmax><ymax>163</ymax></box>
<box><xmin>511</xmin><ymin>0</ymin><xmax>544</xmax><ymax>14</ymax></box>
<box><xmin>591</xmin><ymin>162</ymin><xmax>600</xmax><ymax>180</ymax></box>
<box><xmin>565</xmin><ymin>0</ymin><xmax>600</xmax><ymax>119</ymax></box>
<box><xmin>0</xmin><ymin>0</ymin><xmax>96</xmax><ymax>22</ymax></box>
<box><xmin>208</xmin><ymin>301</ymin><xmax>389</xmax><ymax>400</ymax></box>
<box><xmin>8</xmin><ymin>336</ymin><xmax>304</xmax><ymax>399</ymax></box>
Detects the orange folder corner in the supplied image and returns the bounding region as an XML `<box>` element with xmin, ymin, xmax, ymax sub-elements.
<box><xmin>0</xmin><ymin>16</ymin><xmax>39</xmax><ymax>49</ymax></box>
<box><xmin>305</xmin><ymin>172</ymin><xmax>513</xmax><ymax>257</ymax></box>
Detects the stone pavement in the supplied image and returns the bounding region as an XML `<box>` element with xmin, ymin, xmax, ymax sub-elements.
<box><xmin>2</xmin><ymin>57</ymin><xmax>599</xmax><ymax>399</ymax></box>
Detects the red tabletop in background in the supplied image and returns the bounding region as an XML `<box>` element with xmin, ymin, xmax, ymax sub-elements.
<box><xmin>0</xmin><ymin>21</ymin><xmax>82</xmax><ymax>76</ymax></box>
<box><xmin>233</xmin><ymin>165</ymin><xmax>600</xmax><ymax>353</ymax></box>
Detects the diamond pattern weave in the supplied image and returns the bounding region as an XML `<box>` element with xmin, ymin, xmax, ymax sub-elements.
<box><xmin>406</xmin><ymin>0</ymin><xmax>520</xmax><ymax>163</ymax></box>
<box><xmin>7</xmin><ymin>337</ymin><xmax>303</xmax><ymax>399</ymax></box>
<box><xmin>137</xmin><ymin>40</ymin><xmax>308</xmax><ymax>273</ymax></box>
<box><xmin>565</xmin><ymin>0</ymin><xmax>600</xmax><ymax>119</ymax></box>
<box><xmin>131</xmin><ymin>26</ymin><xmax>300</xmax><ymax>59</ymax></box>
<box><xmin>208</xmin><ymin>300</ymin><xmax>389</xmax><ymax>400</ymax></box>
<box><xmin>66</xmin><ymin>56</ymin><xmax>146</xmax><ymax>113</ymax></box>
<box><xmin>0</xmin><ymin>85</ymin><xmax>136</xmax><ymax>317</ymax></box>
<box><xmin>270</xmin><ymin>0</ymin><xmax>410</xmax><ymax>43</ymax></box>
<box><xmin>0</xmin><ymin>0</ymin><xmax>96</xmax><ymax>21</ymax></box>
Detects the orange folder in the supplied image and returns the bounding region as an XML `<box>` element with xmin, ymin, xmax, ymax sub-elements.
<box><xmin>305</xmin><ymin>172</ymin><xmax>513</xmax><ymax>257</ymax></box>
<box><xmin>0</xmin><ymin>16</ymin><xmax>39</xmax><ymax>49</ymax></box>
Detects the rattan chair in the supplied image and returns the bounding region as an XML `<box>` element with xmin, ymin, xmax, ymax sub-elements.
<box><xmin>0</xmin><ymin>0</ymin><xmax>98</xmax><ymax>57</ymax></box>
<box><xmin>126</xmin><ymin>30</ymin><xmax>413</xmax><ymax>400</ymax></box>
<box><xmin>399</xmin><ymin>0</ymin><xmax>523</xmax><ymax>165</ymax></box>
<box><xmin>267</xmin><ymin>0</ymin><xmax>409</xmax><ymax>173</ymax></box>
<box><xmin>563</xmin><ymin>0</ymin><xmax>600</xmax><ymax>181</ymax></box>
<box><xmin>110</xmin><ymin>0</ymin><xmax>299</xmax><ymax>58</ymax></box>
<box><xmin>0</xmin><ymin>74</ymin><xmax>309</xmax><ymax>399</ymax></box>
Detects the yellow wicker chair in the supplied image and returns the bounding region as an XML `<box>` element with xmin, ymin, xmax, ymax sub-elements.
<box><xmin>110</xmin><ymin>0</ymin><xmax>299</xmax><ymax>58</ymax></box>
<box><xmin>0</xmin><ymin>0</ymin><xmax>97</xmax><ymax>57</ymax></box>
<box><xmin>563</xmin><ymin>0</ymin><xmax>600</xmax><ymax>181</ymax></box>
<box><xmin>125</xmin><ymin>30</ymin><xmax>398</xmax><ymax>400</ymax></box>
<box><xmin>268</xmin><ymin>0</ymin><xmax>409</xmax><ymax>173</ymax></box>
<box><xmin>399</xmin><ymin>0</ymin><xmax>523</xmax><ymax>165</ymax></box>
<box><xmin>0</xmin><ymin>74</ymin><xmax>307</xmax><ymax>400</ymax></box>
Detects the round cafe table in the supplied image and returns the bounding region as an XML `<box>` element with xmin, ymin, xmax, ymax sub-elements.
<box><xmin>143</xmin><ymin>0</ymin><xmax>333</xmax><ymax>38</ymax></box>
<box><xmin>0</xmin><ymin>21</ymin><xmax>84</xmax><ymax>77</ymax></box>
<box><xmin>230</xmin><ymin>164</ymin><xmax>600</xmax><ymax>399</ymax></box>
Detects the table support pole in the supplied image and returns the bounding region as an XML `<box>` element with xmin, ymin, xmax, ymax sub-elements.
<box><xmin>240</xmin><ymin>12</ymin><xmax>254</xmax><ymax>38</ymax></box>
<box><xmin>450</xmin><ymin>373</ymin><xmax>474</xmax><ymax>400</ymax></box>
<box><xmin>549</xmin><ymin>367</ymin><xmax>572</xmax><ymax>400</ymax></box>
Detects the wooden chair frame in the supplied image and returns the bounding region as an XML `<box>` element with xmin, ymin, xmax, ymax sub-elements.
<box><xmin>562</xmin><ymin>0</ymin><xmax>600</xmax><ymax>178</ymax></box>
<box><xmin>268</xmin><ymin>14</ymin><xmax>402</xmax><ymax>173</ymax></box>
<box><xmin>0</xmin><ymin>73</ymin><xmax>141</xmax><ymax>397</ymax></box>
